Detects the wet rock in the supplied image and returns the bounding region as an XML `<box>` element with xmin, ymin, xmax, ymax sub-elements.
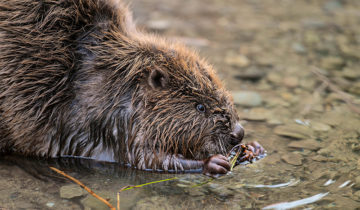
<box><xmin>81</xmin><ymin>192</ymin><xmax>114</xmax><ymax>210</ymax></box>
<box><xmin>292</xmin><ymin>42</ymin><xmax>306</xmax><ymax>54</ymax></box>
<box><xmin>232</xmin><ymin>91</ymin><xmax>262</xmax><ymax>107</ymax></box>
<box><xmin>170</xmin><ymin>36</ymin><xmax>209</xmax><ymax>47</ymax></box>
<box><xmin>281</xmin><ymin>153</ymin><xmax>303</xmax><ymax>166</ymax></box>
<box><xmin>311</xmin><ymin>155</ymin><xmax>329</xmax><ymax>162</ymax></box>
<box><xmin>321</xmin><ymin>56</ymin><xmax>345</xmax><ymax>71</ymax></box>
<box><xmin>256</xmin><ymin>55</ymin><xmax>274</xmax><ymax>67</ymax></box>
<box><xmin>283</xmin><ymin>76</ymin><xmax>299</xmax><ymax>88</ymax></box>
<box><xmin>46</xmin><ymin>202</ymin><xmax>55</xmax><ymax>208</ymax></box>
<box><xmin>354</xmin><ymin>176</ymin><xmax>360</xmax><ymax>189</ymax></box>
<box><xmin>299</xmin><ymin>78</ymin><xmax>316</xmax><ymax>91</ymax></box>
<box><xmin>319</xmin><ymin>111</ymin><xmax>344</xmax><ymax>126</ymax></box>
<box><xmin>324</xmin><ymin>0</ymin><xmax>343</xmax><ymax>11</ymax></box>
<box><xmin>146</xmin><ymin>19</ymin><xmax>170</xmax><ymax>30</ymax></box>
<box><xmin>311</xmin><ymin>168</ymin><xmax>337</xmax><ymax>180</ymax></box>
<box><xmin>225</xmin><ymin>54</ymin><xmax>250</xmax><ymax>68</ymax></box>
<box><xmin>351</xmin><ymin>142</ymin><xmax>360</xmax><ymax>153</ymax></box>
<box><xmin>274</xmin><ymin>124</ymin><xmax>313</xmax><ymax>139</ymax></box>
<box><xmin>304</xmin><ymin>31</ymin><xmax>321</xmax><ymax>45</ymax></box>
<box><xmin>302</xmin><ymin>19</ymin><xmax>326</xmax><ymax>29</ymax></box>
<box><xmin>354</xmin><ymin>190</ymin><xmax>360</xmax><ymax>201</ymax></box>
<box><xmin>267</xmin><ymin>118</ymin><xmax>283</xmax><ymax>125</ymax></box>
<box><xmin>242</xmin><ymin>108</ymin><xmax>268</xmax><ymax>121</ymax></box>
<box><xmin>207</xmin><ymin>184</ymin><xmax>234</xmax><ymax>200</ymax></box>
<box><xmin>288</xmin><ymin>139</ymin><xmax>322</xmax><ymax>151</ymax></box>
<box><xmin>60</xmin><ymin>184</ymin><xmax>87</xmax><ymax>199</ymax></box>
<box><xmin>267</xmin><ymin>72</ymin><xmax>282</xmax><ymax>84</ymax></box>
<box><xmin>342</xmin><ymin>68</ymin><xmax>360</xmax><ymax>80</ymax></box>
<box><xmin>266</xmin><ymin>97</ymin><xmax>291</xmax><ymax>107</ymax></box>
<box><xmin>348</xmin><ymin>82</ymin><xmax>360</xmax><ymax>96</ymax></box>
<box><xmin>317</xmin><ymin>146</ymin><xmax>332</xmax><ymax>157</ymax></box>
<box><xmin>310</xmin><ymin>122</ymin><xmax>331</xmax><ymax>132</ymax></box>
<box><xmin>187</xmin><ymin>188</ymin><xmax>204</xmax><ymax>197</ymax></box>
<box><xmin>264</xmin><ymin>153</ymin><xmax>281</xmax><ymax>165</ymax></box>
<box><xmin>234</xmin><ymin>66</ymin><xmax>265</xmax><ymax>81</ymax></box>
<box><xmin>134</xmin><ymin>196</ymin><xmax>172</xmax><ymax>210</ymax></box>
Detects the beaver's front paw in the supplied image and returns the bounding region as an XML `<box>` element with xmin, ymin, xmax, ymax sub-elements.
<box><xmin>246</xmin><ymin>141</ymin><xmax>265</xmax><ymax>156</ymax></box>
<box><xmin>203</xmin><ymin>154</ymin><xmax>230</xmax><ymax>176</ymax></box>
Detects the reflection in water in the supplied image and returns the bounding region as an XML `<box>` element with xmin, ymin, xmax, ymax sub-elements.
<box><xmin>263</xmin><ymin>192</ymin><xmax>329</xmax><ymax>210</ymax></box>
<box><xmin>248</xmin><ymin>179</ymin><xmax>300</xmax><ymax>189</ymax></box>
<box><xmin>0</xmin><ymin>150</ymin><xmax>359</xmax><ymax>209</ymax></box>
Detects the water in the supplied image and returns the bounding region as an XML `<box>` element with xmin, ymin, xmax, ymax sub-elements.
<box><xmin>1</xmin><ymin>0</ymin><xmax>360</xmax><ymax>209</ymax></box>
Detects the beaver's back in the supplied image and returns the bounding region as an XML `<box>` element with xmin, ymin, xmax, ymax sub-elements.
<box><xmin>0</xmin><ymin>0</ymin><xmax>133</xmax><ymax>155</ymax></box>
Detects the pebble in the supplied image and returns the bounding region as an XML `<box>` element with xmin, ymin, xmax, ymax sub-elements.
<box><xmin>281</xmin><ymin>153</ymin><xmax>303</xmax><ymax>166</ymax></box>
<box><xmin>324</xmin><ymin>0</ymin><xmax>343</xmax><ymax>11</ymax></box>
<box><xmin>274</xmin><ymin>124</ymin><xmax>313</xmax><ymax>139</ymax></box>
<box><xmin>292</xmin><ymin>42</ymin><xmax>306</xmax><ymax>54</ymax></box>
<box><xmin>60</xmin><ymin>184</ymin><xmax>87</xmax><ymax>199</ymax></box>
<box><xmin>46</xmin><ymin>202</ymin><xmax>55</xmax><ymax>208</ymax></box>
<box><xmin>321</xmin><ymin>56</ymin><xmax>345</xmax><ymax>71</ymax></box>
<box><xmin>234</xmin><ymin>66</ymin><xmax>265</xmax><ymax>81</ymax></box>
<box><xmin>288</xmin><ymin>139</ymin><xmax>322</xmax><ymax>151</ymax></box>
<box><xmin>267</xmin><ymin>72</ymin><xmax>282</xmax><ymax>84</ymax></box>
<box><xmin>242</xmin><ymin>108</ymin><xmax>268</xmax><ymax>121</ymax></box>
<box><xmin>302</xmin><ymin>19</ymin><xmax>326</xmax><ymax>29</ymax></box>
<box><xmin>81</xmin><ymin>194</ymin><xmax>111</xmax><ymax>210</ymax></box>
<box><xmin>304</xmin><ymin>31</ymin><xmax>320</xmax><ymax>44</ymax></box>
<box><xmin>232</xmin><ymin>91</ymin><xmax>262</xmax><ymax>107</ymax></box>
<box><xmin>311</xmin><ymin>155</ymin><xmax>328</xmax><ymax>162</ymax></box>
<box><xmin>267</xmin><ymin>118</ymin><xmax>283</xmax><ymax>125</ymax></box>
<box><xmin>342</xmin><ymin>68</ymin><xmax>360</xmax><ymax>80</ymax></box>
<box><xmin>146</xmin><ymin>19</ymin><xmax>170</xmax><ymax>30</ymax></box>
<box><xmin>134</xmin><ymin>196</ymin><xmax>172</xmax><ymax>209</ymax></box>
<box><xmin>225</xmin><ymin>54</ymin><xmax>250</xmax><ymax>68</ymax></box>
<box><xmin>283</xmin><ymin>76</ymin><xmax>299</xmax><ymax>88</ymax></box>
<box><xmin>264</xmin><ymin>153</ymin><xmax>281</xmax><ymax>165</ymax></box>
<box><xmin>310</xmin><ymin>122</ymin><xmax>331</xmax><ymax>132</ymax></box>
<box><xmin>170</xmin><ymin>36</ymin><xmax>209</xmax><ymax>47</ymax></box>
<box><xmin>354</xmin><ymin>191</ymin><xmax>360</xmax><ymax>201</ymax></box>
<box><xmin>354</xmin><ymin>177</ymin><xmax>360</xmax><ymax>189</ymax></box>
<box><xmin>348</xmin><ymin>82</ymin><xmax>360</xmax><ymax>96</ymax></box>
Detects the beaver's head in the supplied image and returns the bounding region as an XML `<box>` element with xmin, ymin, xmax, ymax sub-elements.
<box><xmin>133</xmin><ymin>41</ymin><xmax>245</xmax><ymax>160</ymax></box>
<box><xmin>70</xmin><ymin>2</ymin><xmax>244</xmax><ymax>164</ymax></box>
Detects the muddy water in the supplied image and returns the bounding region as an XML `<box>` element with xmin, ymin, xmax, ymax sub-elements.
<box><xmin>1</xmin><ymin>0</ymin><xmax>360</xmax><ymax>209</ymax></box>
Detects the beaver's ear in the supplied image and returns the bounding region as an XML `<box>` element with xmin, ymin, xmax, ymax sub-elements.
<box><xmin>148</xmin><ymin>68</ymin><xmax>168</xmax><ymax>89</ymax></box>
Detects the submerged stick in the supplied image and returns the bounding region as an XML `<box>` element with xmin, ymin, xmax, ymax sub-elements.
<box><xmin>117</xmin><ymin>177</ymin><xmax>178</xmax><ymax>209</ymax></box>
<box><xmin>49</xmin><ymin>167</ymin><xmax>115</xmax><ymax>210</ymax></box>
<box><xmin>119</xmin><ymin>177</ymin><xmax>178</xmax><ymax>192</ymax></box>
<box><xmin>312</xmin><ymin>66</ymin><xmax>360</xmax><ymax>114</ymax></box>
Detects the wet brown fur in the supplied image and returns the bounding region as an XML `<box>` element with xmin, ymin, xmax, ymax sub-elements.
<box><xmin>0</xmin><ymin>0</ymin><xmax>241</xmax><ymax>172</ymax></box>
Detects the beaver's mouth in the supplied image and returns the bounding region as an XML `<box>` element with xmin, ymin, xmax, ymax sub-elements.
<box><xmin>195</xmin><ymin>135</ymin><xmax>234</xmax><ymax>158</ymax></box>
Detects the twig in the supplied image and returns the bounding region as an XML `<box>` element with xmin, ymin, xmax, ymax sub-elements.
<box><xmin>301</xmin><ymin>81</ymin><xmax>327</xmax><ymax>115</ymax></box>
<box><xmin>312</xmin><ymin>66</ymin><xmax>360</xmax><ymax>114</ymax></box>
<box><xmin>49</xmin><ymin>167</ymin><xmax>115</xmax><ymax>210</ymax></box>
<box><xmin>117</xmin><ymin>178</ymin><xmax>178</xmax><ymax>209</ymax></box>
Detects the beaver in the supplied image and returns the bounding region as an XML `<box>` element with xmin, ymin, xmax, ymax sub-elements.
<box><xmin>0</xmin><ymin>0</ymin><xmax>264</xmax><ymax>175</ymax></box>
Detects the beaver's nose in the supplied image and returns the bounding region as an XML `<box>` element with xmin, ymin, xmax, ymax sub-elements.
<box><xmin>230</xmin><ymin>123</ymin><xmax>245</xmax><ymax>145</ymax></box>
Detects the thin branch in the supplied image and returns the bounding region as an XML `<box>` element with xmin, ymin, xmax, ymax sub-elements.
<box><xmin>49</xmin><ymin>167</ymin><xmax>115</xmax><ymax>210</ymax></box>
<box><xmin>312</xmin><ymin>66</ymin><xmax>360</xmax><ymax>114</ymax></box>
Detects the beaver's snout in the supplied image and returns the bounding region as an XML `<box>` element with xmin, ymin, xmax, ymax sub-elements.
<box><xmin>230</xmin><ymin>123</ymin><xmax>245</xmax><ymax>145</ymax></box>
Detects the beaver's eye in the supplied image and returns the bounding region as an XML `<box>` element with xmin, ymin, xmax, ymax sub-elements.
<box><xmin>196</xmin><ymin>104</ymin><xmax>206</xmax><ymax>113</ymax></box>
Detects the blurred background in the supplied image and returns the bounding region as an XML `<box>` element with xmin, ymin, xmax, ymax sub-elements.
<box><xmin>1</xmin><ymin>0</ymin><xmax>359</xmax><ymax>209</ymax></box>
